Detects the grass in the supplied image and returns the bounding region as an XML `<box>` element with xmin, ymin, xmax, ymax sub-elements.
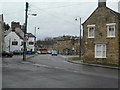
<box><xmin>69</xmin><ymin>57</ymin><xmax>83</xmax><ymax>61</ymax></box>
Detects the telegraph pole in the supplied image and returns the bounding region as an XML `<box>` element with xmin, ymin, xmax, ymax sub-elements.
<box><xmin>23</xmin><ymin>2</ymin><xmax>29</xmax><ymax>61</ymax></box>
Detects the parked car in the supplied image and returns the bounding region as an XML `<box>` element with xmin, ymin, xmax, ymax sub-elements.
<box><xmin>13</xmin><ymin>50</ymin><xmax>23</xmax><ymax>55</ymax></box>
<box><xmin>47</xmin><ymin>51</ymin><xmax>52</xmax><ymax>54</ymax></box>
<box><xmin>27</xmin><ymin>51</ymin><xmax>33</xmax><ymax>54</ymax></box>
<box><xmin>51</xmin><ymin>51</ymin><xmax>58</xmax><ymax>56</ymax></box>
<box><xmin>37</xmin><ymin>51</ymin><xmax>41</xmax><ymax>54</ymax></box>
<box><xmin>2</xmin><ymin>51</ymin><xmax>13</xmax><ymax>57</ymax></box>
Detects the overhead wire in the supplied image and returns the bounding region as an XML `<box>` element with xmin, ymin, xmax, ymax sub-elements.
<box><xmin>33</xmin><ymin>2</ymin><xmax>83</xmax><ymax>10</ymax></box>
<box><xmin>30</xmin><ymin>3</ymin><xmax>81</xmax><ymax>26</ymax></box>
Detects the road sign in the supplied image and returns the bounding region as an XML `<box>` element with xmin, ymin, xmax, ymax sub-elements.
<box><xmin>23</xmin><ymin>36</ymin><xmax>28</xmax><ymax>42</ymax></box>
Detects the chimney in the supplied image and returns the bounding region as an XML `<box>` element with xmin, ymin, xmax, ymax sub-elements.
<box><xmin>98</xmin><ymin>0</ymin><xmax>106</xmax><ymax>7</ymax></box>
<box><xmin>11</xmin><ymin>21</ymin><xmax>21</xmax><ymax>29</ymax></box>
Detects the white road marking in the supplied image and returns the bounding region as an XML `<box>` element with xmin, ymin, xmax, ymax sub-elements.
<box><xmin>21</xmin><ymin>61</ymin><xmax>30</xmax><ymax>64</ymax></box>
<box><xmin>32</xmin><ymin>64</ymin><xmax>49</xmax><ymax>68</ymax></box>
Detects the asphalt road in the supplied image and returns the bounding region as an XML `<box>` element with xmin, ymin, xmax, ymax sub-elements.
<box><xmin>2</xmin><ymin>54</ymin><xmax>118</xmax><ymax>88</ymax></box>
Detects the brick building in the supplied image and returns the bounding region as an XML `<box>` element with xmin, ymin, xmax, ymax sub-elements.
<box><xmin>83</xmin><ymin>0</ymin><xmax>120</xmax><ymax>65</ymax></box>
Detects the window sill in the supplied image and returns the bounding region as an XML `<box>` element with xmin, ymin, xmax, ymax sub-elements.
<box><xmin>95</xmin><ymin>57</ymin><xmax>106</xmax><ymax>59</ymax></box>
<box><xmin>107</xmin><ymin>36</ymin><xmax>115</xmax><ymax>38</ymax></box>
<box><xmin>88</xmin><ymin>37</ymin><xmax>94</xmax><ymax>38</ymax></box>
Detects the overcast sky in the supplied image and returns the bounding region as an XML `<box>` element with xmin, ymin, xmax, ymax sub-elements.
<box><xmin>0</xmin><ymin>0</ymin><xmax>119</xmax><ymax>40</ymax></box>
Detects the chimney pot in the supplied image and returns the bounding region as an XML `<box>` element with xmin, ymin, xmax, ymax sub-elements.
<box><xmin>98</xmin><ymin>0</ymin><xmax>106</xmax><ymax>7</ymax></box>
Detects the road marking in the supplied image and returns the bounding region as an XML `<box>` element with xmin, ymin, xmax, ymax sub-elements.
<box><xmin>21</xmin><ymin>61</ymin><xmax>30</xmax><ymax>64</ymax></box>
<box><xmin>32</xmin><ymin>64</ymin><xmax>49</xmax><ymax>68</ymax></box>
<box><xmin>73</xmin><ymin>71</ymin><xmax>79</xmax><ymax>73</ymax></box>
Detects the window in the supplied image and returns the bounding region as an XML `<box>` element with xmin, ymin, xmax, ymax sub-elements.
<box><xmin>29</xmin><ymin>41</ymin><xmax>34</xmax><ymax>45</ymax></box>
<box><xmin>87</xmin><ymin>25</ymin><xmax>95</xmax><ymax>38</ymax></box>
<box><xmin>12</xmin><ymin>41</ymin><xmax>18</xmax><ymax>45</ymax></box>
<box><xmin>21</xmin><ymin>41</ymin><xmax>24</xmax><ymax>46</ymax></box>
<box><xmin>95</xmin><ymin>44</ymin><xmax>106</xmax><ymax>58</ymax></box>
<box><xmin>107</xmin><ymin>23</ymin><xmax>116</xmax><ymax>37</ymax></box>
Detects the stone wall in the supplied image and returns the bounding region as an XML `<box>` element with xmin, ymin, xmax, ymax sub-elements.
<box><xmin>83</xmin><ymin>7</ymin><xmax>119</xmax><ymax>65</ymax></box>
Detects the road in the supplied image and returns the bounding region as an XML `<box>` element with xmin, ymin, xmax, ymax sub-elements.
<box><xmin>2</xmin><ymin>54</ymin><xmax>118</xmax><ymax>88</ymax></box>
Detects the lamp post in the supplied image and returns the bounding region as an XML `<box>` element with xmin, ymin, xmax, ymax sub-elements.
<box><xmin>34</xmin><ymin>27</ymin><xmax>39</xmax><ymax>52</ymax></box>
<box><xmin>75</xmin><ymin>17</ymin><xmax>82</xmax><ymax>58</ymax></box>
<box><xmin>23</xmin><ymin>2</ymin><xmax>37</xmax><ymax>61</ymax></box>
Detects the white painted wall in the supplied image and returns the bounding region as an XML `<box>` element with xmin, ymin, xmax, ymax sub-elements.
<box><xmin>5</xmin><ymin>31</ymin><xmax>23</xmax><ymax>52</ymax></box>
<box><xmin>5</xmin><ymin>31</ymin><xmax>35</xmax><ymax>52</ymax></box>
<box><xmin>27</xmin><ymin>37</ymin><xmax>35</xmax><ymax>52</ymax></box>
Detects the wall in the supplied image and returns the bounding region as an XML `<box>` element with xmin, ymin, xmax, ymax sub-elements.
<box><xmin>83</xmin><ymin>7</ymin><xmax>119</xmax><ymax>65</ymax></box>
<box><xmin>0</xmin><ymin>23</ymin><xmax>2</xmax><ymax>53</ymax></box>
<box><xmin>5</xmin><ymin>32</ymin><xmax>22</xmax><ymax>51</ymax></box>
<box><xmin>27</xmin><ymin>37</ymin><xmax>35</xmax><ymax>52</ymax></box>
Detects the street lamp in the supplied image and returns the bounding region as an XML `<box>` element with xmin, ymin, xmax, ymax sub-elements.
<box><xmin>75</xmin><ymin>17</ymin><xmax>82</xmax><ymax>58</ymax></box>
<box><xmin>34</xmin><ymin>27</ymin><xmax>39</xmax><ymax>52</ymax></box>
<box><xmin>23</xmin><ymin>2</ymin><xmax>37</xmax><ymax>61</ymax></box>
<box><xmin>28</xmin><ymin>13</ymin><xmax>37</xmax><ymax>16</ymax></box>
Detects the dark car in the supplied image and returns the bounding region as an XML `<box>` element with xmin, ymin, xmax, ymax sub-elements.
<box><xmin>2</xmin><ymin>51</ymin><xmax>13</xmax><ymax>57</ymax></box>
<box><xmin>13</xmin><ymin>50</ymin><xmax>23</xmax><ymax>55</ymax></box>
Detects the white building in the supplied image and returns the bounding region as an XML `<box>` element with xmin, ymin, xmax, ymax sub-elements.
<box><xmin>26</xmin><ymin>33</ymin><xmax>36</xmax><ymax>52</ymax></box>
<box><xmin>5</xmin><ymin>31</ymin><xmax>23</xmax><ymax>52</ymax></box>
<box><xmin>4</xmin><ymin>28</ymin><xmax>36</xmax><ymax>52</ymax></box>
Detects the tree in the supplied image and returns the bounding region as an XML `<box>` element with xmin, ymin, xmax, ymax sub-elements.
<box><xmin>4</xmin><ymin>23</ymin><xmax>10</xmax><ymax>30</ymax></box>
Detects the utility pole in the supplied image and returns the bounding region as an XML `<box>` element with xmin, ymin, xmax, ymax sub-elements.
<box><xmin>23</xmin><ymin>2</ymin><xmax>29</xmax><ymax>61</ymax></box>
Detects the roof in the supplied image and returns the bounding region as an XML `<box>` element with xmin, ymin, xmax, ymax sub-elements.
<box><xmin>15</xmin><ymin>32</ymin><xmax>24</xmax><ymax>39</ymax></box>
<box><xmin>82</xmin><ymin>6</ymin><xmax>120</xmax><ymax>25</ymax></box>
<box><xmin>5</xmin><ymin>28</ymin><xmax>36</xmax><ymax>39</ymax></box>
<box><xmin>4</xmin><ymin>28</ymin><xmax>24</xmax><ymax>39</ymax></box>
<box><xmin>27</xmin><ymin>33</ymin><xmax>36</xmax><ymax>38</ymax></box>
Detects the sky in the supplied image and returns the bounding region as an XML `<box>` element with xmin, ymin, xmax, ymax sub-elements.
<box><xmin>0</xmin><ymin>0</ymin><xmax>119</xmax><ymax>40</ymax></box>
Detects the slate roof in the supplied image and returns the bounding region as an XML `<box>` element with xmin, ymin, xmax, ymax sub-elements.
<box><xmin>4</xmin><ymin>28</ymin><xmax>24</xmax><ymax>39</ymax></box>
<box><xmin>27</xmin><ymin>33</ymin><xmax>36</xmax><ymax>38</ymax></box>
<box><xmin>5</xmin><ymin>28</ymin><xmax>36</xmax><ymax>39</ymax></box>
<box><xmin>82</xmin><ymin>6</ymin><xmax>120</xmax><ymax>25</ymax></box>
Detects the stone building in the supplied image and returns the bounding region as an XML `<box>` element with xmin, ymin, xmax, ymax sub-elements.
<box><xmin>0</xmin><ymin>14</ymin><xmax>5</xmax><ymax>53</ymax></box>
<box><xmin>53</xmin><ymin>35</ymin><xmax>80</xmax><ymax>55</ymax></box>
<box><xmin>83</xmin><ymin>0</ymin><xmax>120</xmax><ymax>65</ymax></box>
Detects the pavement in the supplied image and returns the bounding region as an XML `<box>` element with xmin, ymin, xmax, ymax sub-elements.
<box><xmin>2</xmin><ymin>54</ymin><xmax>37</xmax><ymax>65</ymax></box>
<box><xmin>59</xmin><ymin>55</ymin><xmax>119</xmax><ymax>70</ymax></box>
